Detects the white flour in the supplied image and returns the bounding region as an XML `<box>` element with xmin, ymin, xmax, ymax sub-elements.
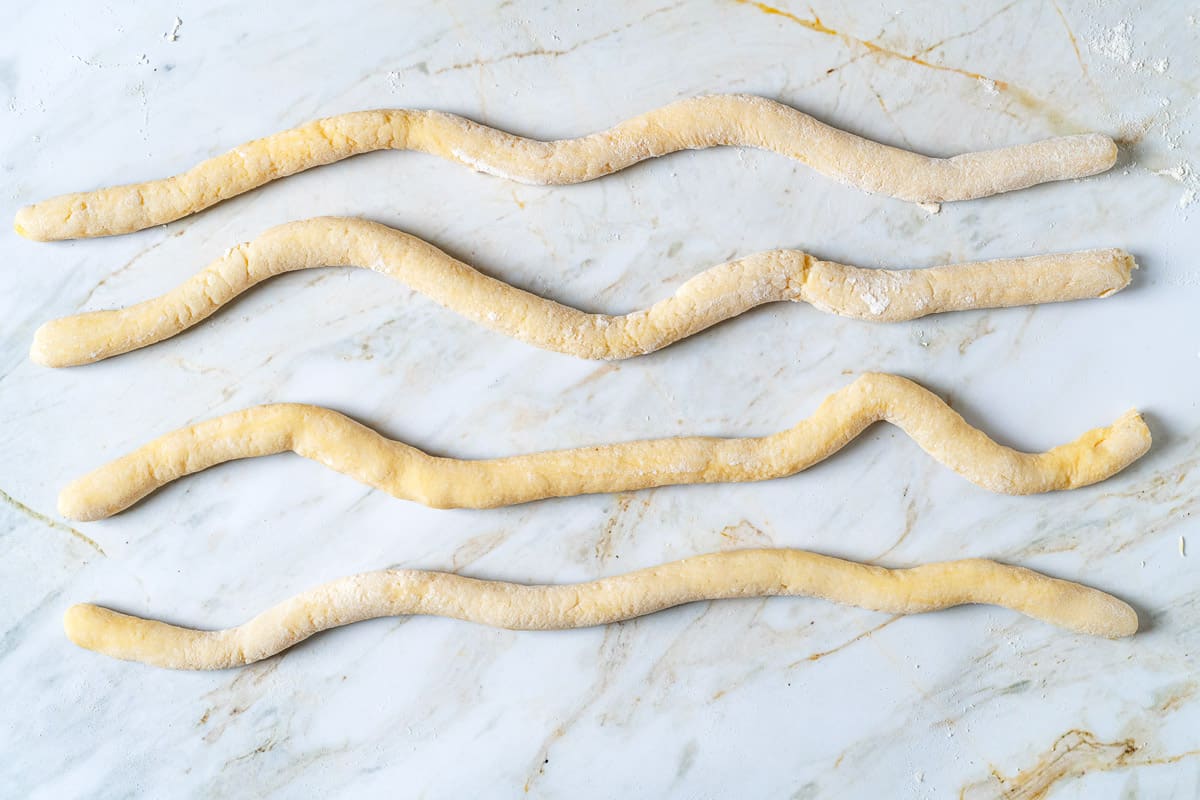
<box><xmin>1089</xmin><ymin>21</ymin><xmax>1133</xmax><ymax>64</ymax></box>
<box><xmin>1154</xmin><ymin>163</ymin><xmax>1199</xmax><ymax>210</ymax></box>
<box><xmin>451</xmin><ymin>148</ymin><xmax>527</xmax><ymax>183</ymax></box>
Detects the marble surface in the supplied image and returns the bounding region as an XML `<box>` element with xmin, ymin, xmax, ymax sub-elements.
<box><xmin>1</xmin><ymin>0</ymin><xmax>1198</xmax><ymax>796</ymax></box>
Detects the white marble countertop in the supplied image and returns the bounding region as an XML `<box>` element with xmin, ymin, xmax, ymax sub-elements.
<box><xmin>1</xmin><ymin>1</ymin><xmax>1197</xmax><ymax>796</ymax></box>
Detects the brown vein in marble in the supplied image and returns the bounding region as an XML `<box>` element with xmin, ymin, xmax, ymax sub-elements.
<box><xmin>430</xmin><ymin>2</ymin><xmax>684</xmax><ymax>74</ymax></box>
<box><xmin>75</xmin><ymin>229</ymin><xmax>182</xmax><ymax>312</ymax></box>
<box><xmin>960</xmin><ymin>729</ymin><xmax>1200</xmax><ymax>800</ymax></box>
<box><xmin>0</xmin><ymin>487</ymin><xmax>105</xmax><ymax>557</ymax></box>
<box><xmin>735</xmin><ymin>1</ymin><xmax>1009</xmax><ymax>88</ymax></box>
<box><xmin>1049</xmin><ymin>0</ymin><xmax>1089</xmax><ymax>78</ymax></box>
<box><xmin>522</xmin><ymin>625</ymin><xmax>633</xmax><ymax>793</ymax></box>
<box><xmin>791</xmin><ymin>615</ymin><xmax>900</xmax><ymax>665</ymax></box>
<box><xmin>866</xmin><ymin>493</ymin><xmax>923</xmax><ymax>563</ymax></box>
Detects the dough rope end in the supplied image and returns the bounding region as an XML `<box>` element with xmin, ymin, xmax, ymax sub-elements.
<box><xmin>31</xmin><ymin>313</ymin><xmax>118</xmax><ymax>368</ymax></box>
<box><xmin>1081</xmin><ymin>409</ymin><xmax>1152</xmax><ymax>487</ymax></box>
<box><xmin>31</xmin><ymin>319</ymin><xmax>78</xmax><ymax>367</ymax></box>
<box><xmin>64</xmin><ymin>604</ymin><xmax>110</xmax><ymax>650</ymax></box>
<box><xmin>59</xmin><ymin>476</ymin><xmax>122</xmax><ymax>522</ymax></box>
<box><xmin>1036</xmin><ymin>408</ymin><xmax>1150</xmax><ymax>493</ymax></box>
<box><xmin>1037</xmin><ymin>133</ymin><xmax>1118</xmax><ymax>181</ymax></box>
<box><xmin>1083</xmin><ymin>133</ymin><xmax>1119</xmax><ymax>175</ymax></box>
<box><xmin>15</xmin><ymin>198</ymin><xmax>75</xmax><ymax>242</ymax></box>
<box><xmin>1097</xmin><ymin>597</ymin><xmax>1139</xmax><ymax>639</ymax></box>
<box><xmin>1107</xmin><ymin>249</ymin><xmax>1138</xmax><ymax>294</ymax></box>
<box><xmin>65</xmin><ymin>604</ymin><xmax>236</xmax><ymax>670</ymax></box>
<box><xmin>14</xmin><ymin>205</ymin><xmax>49</xmax><ymax>242</ymax></box>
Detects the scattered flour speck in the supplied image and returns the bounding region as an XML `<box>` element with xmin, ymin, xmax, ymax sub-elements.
<box><xmin>451</xmin><ymin>148</ymin><xmax>526</xmax><ymax>182</ymax></box>
<box><xmin>1153</xmin><ymin>162</ymin><xmax>1199</xmax><ymax>210</ymax></box>
<box><xmin>1089</xmin><ymin>21</ymin><xmax>1132</xmax><ymax>64</ymax></box>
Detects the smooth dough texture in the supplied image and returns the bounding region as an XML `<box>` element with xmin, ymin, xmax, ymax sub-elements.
<box><xmin>63</xmin><ymin>549</ymin><xmax>1139</xmax><ymax>670</ymax></box>
<box><xmin>15</xmin><ymin>94</ymin><xmax>1119</xmax><ymax>240</ymax></box>
<box><xmin>58</xmin><ymin>373</ymin><xmax>1151</xmax><ymax>521</ymax></box>
<box><xmin>30</xmin><ymin>217</ymin><xmax>1137</xmax><ymax>367</ymax></box>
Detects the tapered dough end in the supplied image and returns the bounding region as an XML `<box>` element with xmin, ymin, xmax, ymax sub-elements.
<box><xmin>1099</xmin><ymin>408</ymin><xmax>1153</xmax><ymax>467</ymax></box>
<box><xmin>58</xmin><ymin>477</ymin><xmax>115</xmax><ymax>522</ymax></box>
<box><xmin>1048</xmin><ymin>583</ymin><xmax>1139</xmax><ymax>639</ymax></box>
<box><xmin>1080</xmin><ymin>133</ymin><xmax>1120</xmax><ymax>175</ymax></box>
<box><xmin>64</xmin><ymin>604</ymin><xmax>232</xmax><ymax>670</ymax></box>
<box><xmin>30</xmin><ymin>318</ymin><xmax>81</xmax><ymax>367</ymax></box>
<box><xmin>14</xmin><ymin>201</ymin><xmax>62</xmax><ymax>242</ymax></box>
<box><xmin>63</xmin><ymin>604</ymin><xmax>149</xmax><ymax>662</ymax></box>
<box><xmin>1090</xmin><ymin>594</ymin><xmax>1139</xmax><ymax>639</ymax></box>
<box><xmin>64</xmin><ymin>604</ymin><xmax>112</xmax><ymax>650</ymax></box>
<box><xmin>30</xmin><ymin>314</ymin><xmax>109</xmax><ymax>368</ymax></box>
<box><xmin>28</xmin><ymin>326</ymin><xmax>56</xmax><ymax>367</ymax></box>
<box><xmin>13</xmin><ymin>192</ymin><xmax>129</xmax><ymax>241</ymax></box>
<box><xmin>1053</xmin><ymin>408</ymin><xmax>1151</xmax><ymax>491</ymax></box>
<box><xmin>1102</xmin><ymin>249</ymin><xmax>1138</xmax><ymax>294</ymax></box>
<box><xmin>59</xmin><ymin>442</ymin><xmax>156</xmax><ymax>521</ymax></box>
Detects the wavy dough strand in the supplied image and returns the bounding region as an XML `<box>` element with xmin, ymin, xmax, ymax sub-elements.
<box><xmin>64</xmin><ymin>549</ymin><xmax>1139</xmax><ymax>670</ymax></box>
<box><xmin>15</xmin><ymin>95</ymin><xmax>1118</xmax><ymax>240</ymax></box>
<box><xmin>57</xmin><ymin>373</ymin><xmax>1150</xmax><ymax>521</ymax></box>
<box><xmin>30</xmin><ymin>218</ymin><xmax>1135</xmax><ymax>367</ymax></box>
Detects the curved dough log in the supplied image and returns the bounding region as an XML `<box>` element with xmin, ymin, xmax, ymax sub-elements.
<box><xmin>63</xmin><ymin>549</ymin><xmax>1139</xmax><ymax>670</ymax></box>
<box><xmin>15</xmin><ymin>95</ymin><xmax>1118</xmax><ymax>240</ymax></box>
<box><xmin>30</xmin><ymin>217</ymin><xmax>1136</xmax><ymax>368</ymax></box>
<box><xmin>58</xmin><ymin>374</ymin><xmax>1150</xmax><ymax>521</ymax></box>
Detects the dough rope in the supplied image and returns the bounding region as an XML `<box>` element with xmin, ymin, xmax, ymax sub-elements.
<box><xmin>58</xmin><ymin>373</ymin><xmax>1150</xmax><ymax>521</ymax></box>
<box><xmin>30</xmin><ymin>217</ymin><xmax>1136</xmax><ymax>368</ymax></box>
<box><xmin>63</xmin><ymin>549</ymin><xmax>1139</xmax><ymax>670</ymax></box>
<box><xmin>15</xmin><ymin>94</ymin><xmax>1118</xmax><ymax>240</ymax></box>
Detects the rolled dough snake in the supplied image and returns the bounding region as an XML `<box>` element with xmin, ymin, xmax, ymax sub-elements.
<box><xmin>15</xmin><ymin>95</ymin><xmax>1118</xmax><ymax>241</ymax></box>
<box><xmin>63</xmin><ymin>549</ymin><xmax>1139</xmax><ymax>670</ymax></box>
<box><xmin>58</xmin><ymin>373</ymin><xmax>1150</xmax><ymax>521</ymax></box>
<box><xmin>30</xmin><ymin>217</ymin><xmax>1136</xmax><ymax>367</ymax></box>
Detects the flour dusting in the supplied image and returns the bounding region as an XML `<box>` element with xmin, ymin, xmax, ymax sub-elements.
<box><xmin>1089</xmin><ymin>21</ymin><xmax>1133</xmax><ymax>64</ymax></box>
<box><xmin>1154</xmin><ymin>162</ymin><xmax>1199</xmax><ymax>210</ymax></box>
<box><xmin>451</xmin><ymin>148</ymin><xmax>526</xmax><ymax>183</ymax></box>
<box><xmin>845</xmin><ymin>271</ymin><xmax>913</xmax><ymax>317</ymax></box>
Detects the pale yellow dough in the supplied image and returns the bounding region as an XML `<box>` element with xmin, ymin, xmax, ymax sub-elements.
<box><xmin>30</xmin><ymin>217</ymin><xmax>1136</xmax><ymax>368</ymax></box>
<box><xmin>58</xmin><ymin>373</ymin><xmax>1150</xmax><ymax>521</ymax></box>
<box><xmin>15</xmin><ymin>95</ymin><xmax>1118</xmax><ymax>240</ymax></box>
<box><xmin>63</xmin><ymin>549</ymin><xmax>1139</xmax><ymax>670</ymax></box>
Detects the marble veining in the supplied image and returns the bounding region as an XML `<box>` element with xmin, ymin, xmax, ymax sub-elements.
<box><xmin>0</xmin><ymin>0</ymin><xmax>1197</xmax><ymax>796</ymax></box>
